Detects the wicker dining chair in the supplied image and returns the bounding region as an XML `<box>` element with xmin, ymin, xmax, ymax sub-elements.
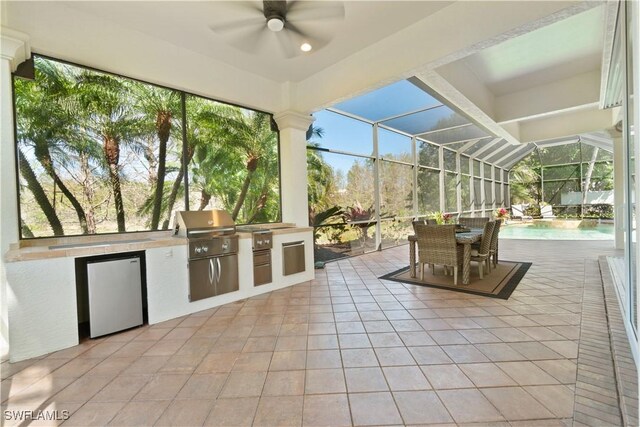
<box><xmin>458</xmin><ymin>217</ymin><xmax>490</xmax><ymax>229</ymax></box>
<box><xmin>412</xmin><ymin>219</ymin><xmax>437</xmax><ymax>232</ymax></box>
<box><xmin>489</xmin><ymin>219</ymin><xmax>502</xmax><ymax>267</ymax></box>
<box><xmin>470</xmin><ymin>220</ymin><xmax>495</xmax><ymax>279</ymax></box>
<box><xmin>414</xmin><ymin>224</ymin><xmax>464</xmax><ymax>285</ymax></box>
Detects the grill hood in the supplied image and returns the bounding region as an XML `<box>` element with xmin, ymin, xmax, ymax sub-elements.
<box><xmin>173</xmin><ymin>210</ymin><xmax>236</xmax><ymax>238</ymax></box>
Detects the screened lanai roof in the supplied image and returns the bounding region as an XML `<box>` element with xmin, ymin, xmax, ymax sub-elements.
<box><xmin>329</xmin><ymin>77</ymin><xmax>521</xmax><ymax>167</ymax></box>
<box><xmin>327</xmin><ymin>77</ymin><xmax>614</xmax><ymax>170</ymax></box>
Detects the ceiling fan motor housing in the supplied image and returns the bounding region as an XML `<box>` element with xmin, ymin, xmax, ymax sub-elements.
<box><xmin>264</xmin><ymin>1</ymin><xmax>287</xmax><ymax>31</ymax></box>
<box><xmin>267</xmin><ymin>16</ymin><xmax>284</xmax><ymax>32</ymax></box>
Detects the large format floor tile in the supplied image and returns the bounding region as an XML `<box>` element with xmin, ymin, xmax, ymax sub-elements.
<box><xmin>0</xmin><ymin>240</ymin><xmax>626</xmax><ymax>426</ymax></box>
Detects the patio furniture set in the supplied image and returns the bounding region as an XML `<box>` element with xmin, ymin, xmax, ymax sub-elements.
<box><xmin>408</xmin><ymin>217</ymin><xmax>502</xmax><ymax>286</ymax></box>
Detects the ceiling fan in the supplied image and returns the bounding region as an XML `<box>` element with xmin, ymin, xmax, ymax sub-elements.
<box><xmin>209</xmin><ymin>1</ymin><xmax>345</xmax><ymax>58</ymax></box>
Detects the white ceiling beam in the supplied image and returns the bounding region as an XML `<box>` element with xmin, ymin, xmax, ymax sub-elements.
<box><xmin>580</xmin><ymin>135</ymin><xmax>614</xmax><ymax>152</ymax></box>
<box><xmin>519</xmin><ymin>107</ymin><xmax>618</xmax><ymax>143</ymax></box>
<box><xmin>435</xmin><ymin>61</ymin><xmax>496</xmax><ymax>118</ymax></box>
<box><xmin>496</xmin><ymin>70</ymin><xmax>601</xmax><ymax>124</ymax></box>
<box><xmin>580</xmin><ymin>132</ymin><xmax>613</xmax><ymax>144</ymax></box>
<box><xmin>534</xmin><ymin>136</ymin><xmax>580</xmax><ymax>147</ymax></box>
<box><xmin>415</xmin><ymin>70</ymin><xmax>521</xmax><ymax>145</ymax></box>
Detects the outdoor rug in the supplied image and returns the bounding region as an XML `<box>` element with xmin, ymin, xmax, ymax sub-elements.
<box><xmin>379</xmin><ymin>260</ymin><xmax>531</xmax><ymax>300</ymax></box>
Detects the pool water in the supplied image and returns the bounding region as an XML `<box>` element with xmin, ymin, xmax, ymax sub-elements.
<box><xmin>500</xmin><ymin>223</ymin><xmax>614</xmax><ymax>240</ymax></box>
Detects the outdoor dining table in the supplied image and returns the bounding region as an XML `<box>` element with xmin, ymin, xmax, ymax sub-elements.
<box><xmin>407</xmin><ymin>228</ymin><xmax>484</xmax><ymax>285</ymax></box>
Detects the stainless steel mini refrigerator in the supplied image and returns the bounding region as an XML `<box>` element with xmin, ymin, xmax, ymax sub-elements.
<box><xmin>87</xmin><ymin>255</ymin><xmax>143</xmax><ymax>338</ymax></box>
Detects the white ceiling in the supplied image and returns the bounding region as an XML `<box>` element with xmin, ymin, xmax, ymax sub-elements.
<box><xmin>4</xmin><ymin>0</ymin><xmax>615</xmax><ymax>148</ymax></box>
<box><xmin>59</xmin><ymin>0</ymin><xmax>452</xmax><ymax>83</ymax></box>
<box><xmin>459</xmin><ymin>5</ymin><xmax>605</xmax><ymax>96</ymax></box>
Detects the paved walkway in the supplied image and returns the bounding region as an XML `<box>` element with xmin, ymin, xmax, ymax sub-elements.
<box><xmin>0</xmin><ymin>239</ymin><xmax>634</xmax><ymax>426</ymax></box>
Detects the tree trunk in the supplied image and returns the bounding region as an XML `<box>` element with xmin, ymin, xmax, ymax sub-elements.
<box><xmin>80</xmin><ymin>152</ymin><xmax>97</xmax><ymax>234</ymax></box>
<box><xmin>18</xmin><ymin>147</ymin><xmax>64</xmax><ymax>236</ymax></box>
<box><xmin>231</xmin><ymin>156</ymin><xmax>259</xmax><ymax>221</ymax></box>
<box><xmin>21</xmin><ymin>220</ymin><xmax>35</xmax><ymax>238</ymax></box>
<box><xmin>199</xmin><ymin>190</ymin><xmax>211</xmax><ymax>211</ymax></box>
<box><xmin>582</xmin><ymin>147</ymin><xmax>599</xmax><ymax>206</ymax></box>
<box><xmin>247</xmin><ymin>173</ymin><xmax>271</xmax><ymax>223</ymax></box>
<box><xmin>34</xmin><ymin>144</ymin><xmax>89</xmax><ymax>234</ymax></box>
<box><xmin>103</xmin><ymin>135</ymin><xmax>125</xmax><ymax>232</ymax></box>
<box><xmin>150</xmin><ymin>110</ymin><xmax>171</xmax><ymax>229</ymax></box>
<box><xmin>143</xmin><ymin>139</ymin><xmax>158</xmax><ymax>186</ymax></box>
<box><xmin>232</xmin><ymin>169</ymin><xmax>254</xmax><ymax>221</ymax></box>
<box><xmin>162</xmin><ymin>145</ymin><xmax>194</xmax><ymax>230</ymax></box>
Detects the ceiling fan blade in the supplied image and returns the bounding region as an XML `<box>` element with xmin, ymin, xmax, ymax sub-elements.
<box><xmin>209</xmin><ymin>17</ymin><xmax>266</xmax><ymax>34</ymax></box>
<box><xmin>219</xmin><ymin>24</ymin><xmax>271</xmax><ymax>55</ymax></box>
<box><xmin>274</xmin><ymin>30</ymin><xmax>298</xmax><ymax>58</ymax></box>
<box><xmin>286</xmin><ymin>1</ymin><xmax>345</xmax><ymax>22</ymax></box>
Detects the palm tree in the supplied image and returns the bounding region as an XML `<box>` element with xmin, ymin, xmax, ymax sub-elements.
<box><xmin>189</xmin><ymin>102</ymin><xmax>278</xmax><ymax>222</ymax></box>
<box><xmin>134</xmin><ymin>85</ymin><xmax>181</xmax><ymax>229</ymax></box>
<box><xmin>14</xmin><ymin>58</ymin><xmax>89</xmax><ymax>233</ymax></box>
<box><xmin>17</xmin><ymin>147</ymin><xmax>64</xmax><ymax>236</ymax></box>
<box><xmin>74</xmin><ymin>71</ymin><xmax>141</xmax><ymax>232</ymax></box>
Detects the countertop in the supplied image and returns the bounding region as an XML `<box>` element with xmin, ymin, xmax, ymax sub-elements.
<box><xmin>5</xmin><ymin>223</ymin><xmax>313</xmax><ymax>262</ymax></box>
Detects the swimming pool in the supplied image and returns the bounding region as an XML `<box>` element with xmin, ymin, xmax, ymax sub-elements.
<box><xmin>500</xmin><ymin>222</ymin><xmax>614</xmax><ymax>240</ymax></box>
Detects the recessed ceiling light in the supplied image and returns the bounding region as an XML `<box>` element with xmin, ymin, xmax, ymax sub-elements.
<box><xmin>300</xmin><ymin>42</ymin><xmax>312</xmax><ymax>52</ymax></box>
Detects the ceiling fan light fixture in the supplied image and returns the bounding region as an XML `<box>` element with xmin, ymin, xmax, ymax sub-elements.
<box><xmin>267</xmin><ymin>16</ymin><xmax>284</xmax><ymax>32</ymax></box>
<box><xmin>300</xmin><ymin>42</ymin><xmax>312</xmax><ymax>52</ymax></box>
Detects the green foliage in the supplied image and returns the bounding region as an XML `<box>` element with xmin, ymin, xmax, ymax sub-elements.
<box><xmin>188</xmin><ymin>97</ymin><xmax>279</xmax><ymax>223</ymax></box>
<box><xmin>310</xmin><ymin>205</ymin><xmax>345</xmax><ymax>242</ymax></box>
<box><xmin>428</xmin><ymin>211</ymin><xmax>454</xmax><ymax>225</ymax></box>
<box><xmin>15</xmin><ymin>56</ymin><xmax>280</xmax><ymax>237</ymax></box>
<box><xmin>509</xmin><ymin>154</ymin><xmax>542</xmax><ymax>205</ymax></box>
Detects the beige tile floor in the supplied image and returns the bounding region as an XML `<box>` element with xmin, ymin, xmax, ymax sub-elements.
<box><xmin>0</xmin><ymin>239</ymin><xmax>618</xmax><ymax>426</ymax></box>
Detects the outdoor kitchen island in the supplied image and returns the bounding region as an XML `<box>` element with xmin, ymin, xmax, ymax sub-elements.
<box><xmin>4</xmin><ymin>222</ymin><xmax>313</xmax><ymax>362</ymax></box>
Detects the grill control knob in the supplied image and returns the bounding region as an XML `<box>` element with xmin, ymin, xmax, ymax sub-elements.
<box><xmin>257</xmin><ymin>240</ymin><xmax>263</xmax><ymax>245</ymax></box>
<box><xmin>265</xmin><ymin>239</ymin><xmax>270</xmax><ymax>245</ymax></box>
<box><xmin>222</xmin><ymin>242</ymin><xmax>229</xmax><ymax>250</ymax></box>
<box><xmin>202</xmin><ymin>246</ymin><xmax>209</xmax><ymax>252</ymax></box>
<box><xmin>195</xmin><ymin>247</ymin><xmax>202</xmax><ymax>254</ymax></box>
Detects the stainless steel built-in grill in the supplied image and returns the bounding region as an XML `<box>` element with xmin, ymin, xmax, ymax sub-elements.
<box><xmin>174</xmin><ymin>210</ymin><xmax>239</xmax><ymax>302</ymax></box>
<box><xmin>236</xmin><ymin>226</ymin><xmax>273</xmax><ymax>286</ymax></box>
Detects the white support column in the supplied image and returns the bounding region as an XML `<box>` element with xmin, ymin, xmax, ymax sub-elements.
<box><xmin>372</xmin><ymin>124</ymin><xmax>381</xmax><ymax>250</ymax></box>
<box><xmin>438</xmin><ymin>146</ymin><xmax>445</xmax><ymax>212</ymax></box>
<box><xmin>0</xmin><ymin>28</ymin><xmax>30</xmax><ymax>356</ymax></box>
<box><xmin>490</xmin><ymin>164</ymin><xmax>496</xmax><ymax>212</ymax></box>
<box><xmin>412</xmin><ymin>137</ymin><xmax>418</xmax><ymax>218</ymax></box>
<box><xmin>456</xmin><ymin>152</ymin><xmax>462</xmax><ymax>215</ymax></box>
<box><xmin>468</xmin><ymin>167</ymin><xmax>473</xmax><ymax>212</ymax></box>
<box><xmin>480</xmin><ymin>161</ymin><xmax>486</xmax><ymax>216</ymax></box>
<box><xmin>273</xmin><ymin>111</ymin><xmax>314</xmax><ymax>227</ymax></box>
<box><xmin>613</xmin><ymin>135</ymin><xmax>625</xmax><ymax>250</ymax></box>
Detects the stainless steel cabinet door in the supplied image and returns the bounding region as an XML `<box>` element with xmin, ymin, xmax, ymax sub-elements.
<box><xmin>283</xmin><ymin>241</ymin><xmax>306</xmax><ymax>276</ymax></box>
<box><xmin>216</xmin><ymin>254</ymin><xmax>239</xmax><ymax>295</ymax></box>
<box><xmin>189</xmin><ymin>258</ymin><xmax>215</xmax><ymax>302</ymax></box>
